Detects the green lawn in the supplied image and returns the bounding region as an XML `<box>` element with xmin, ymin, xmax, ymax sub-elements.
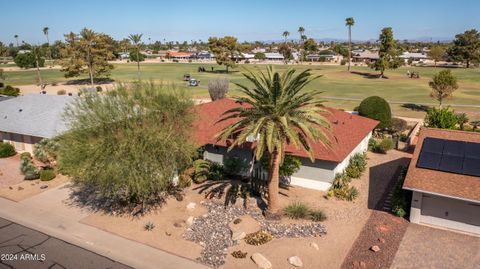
<box><xmin>3</xmin><ymin>63</ymin><xmax>480</xmax><ymax>119</ymax></box>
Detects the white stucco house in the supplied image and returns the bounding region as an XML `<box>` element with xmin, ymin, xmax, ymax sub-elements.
<box><xmin>403</xmin><ymin>128</ymin><xmax>480</xmax><ymax>235</ymax></box>
<box><xmin>0</xmin><ymin>94</ymin><xmax>74</xmax><ymax>153</ymax></box>
<box><xmin>192</xmin><ymin>98</ymin><xmax>378</xmax><ymax>191</ymax></box>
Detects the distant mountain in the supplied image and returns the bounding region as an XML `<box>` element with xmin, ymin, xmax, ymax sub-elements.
<box><xmin>254</xmin><ymin>36</ymin><xmax>452</xmax><ymax>44</ymax></box>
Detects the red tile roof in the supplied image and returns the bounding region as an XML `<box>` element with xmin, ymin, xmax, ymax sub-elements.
<box><xmin>403</xmin><ymin>128</ymin><xmax>480</xmax><ymax>202</ymax></box>
<box><xmin>192</xmin><ymin>98</ymin><xmax>378</xmax><ymax>163</ymax></box>
<box><xmin>168</xmin><ymin>52</ymin><xmax>193</xmax><ymax>58</ymax></box>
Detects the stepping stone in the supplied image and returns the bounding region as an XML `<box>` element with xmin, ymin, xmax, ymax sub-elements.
<box><xmin>186</xmin><ymin>202</ymin><xmax>196</xmax><ymax>211</ymax></box>
<box><xmin>251</xmin><ymin>253</ymin><xmax>272</xmax><ymax>269</ymax></box>
<box><xmin>309</xmin><ymin>242</ymin><xmax>319</xmax><ymax>250</ymax></box>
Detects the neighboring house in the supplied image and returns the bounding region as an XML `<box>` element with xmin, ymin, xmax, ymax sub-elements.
<box><xmin>168</xmin><ymin>51</ymin><xmax>194</xmax><ymax>59</ymax></box>
<box><xmin>306</xmin><ymin>53</ymin><xmax>343</xmax><ymax>63</ymax></box>
<box><xmin>403</xmin><ymin>128</ymin><xmax>480</xmax><ymax>235</ymax></box>
<box><xmin>0</xmin><ymin>95</ymin><xmax>73</xmax><ymax>153</ymax></box>
<box><xmin>399</xmin><ymin>52</ymin><xmax>429</xmax><ymax>63</ymax></box>
<box><xmin>352</xmin><ymin>50</ymin><xmax>379</xmax><ymax>64</ymax></box>
<box><xmin>193</xmin><ymin>98</ymin><xmax>378</xmax><ymax>191</ymax></box>
<box><xmin>264</xmin><ymin>52</ymin><xmax>284</xmax><ymax>61</ymax></box>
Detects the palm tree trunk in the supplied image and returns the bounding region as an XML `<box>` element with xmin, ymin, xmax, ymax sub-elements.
<box><xmin>266</xmin><ymin>150</ymin><xmax>281</xmax><ymax>216</ymax></box>
<box><xmin>136</xmin><ymin>49</ymin><xmax>140</xmax><ymax>80</ymax></box>
<box><xmin>35</xmin><ymin>57</ymin><xmax>43</xmax><ymax>91</ymax></box>
<box><xmin>86</xmin><ymin>47</ymin><xmax>94</xmax><ymax>87</ymax></box>
<box><xmin>348</xmin><ymin>26</ymin><xmax>352</xmax><ymax>72</ymax></box>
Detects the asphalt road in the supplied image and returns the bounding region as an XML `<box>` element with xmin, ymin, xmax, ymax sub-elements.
<box><xmin>0</xmin><ymin>217</ymin><xmax>131</xmax><ymax>269</ymax></box>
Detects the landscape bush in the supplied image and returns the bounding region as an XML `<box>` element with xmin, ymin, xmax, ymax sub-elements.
<box><xmin>20</xmin><ymin>157</ymin><xmax>40</xmax><ymax>180</ymax></box>
<box><xmin>309</xmin><ymin>209</ymin><xmax>327</xmax><ymax>222</ymax></box>
<box><xmin>244</xmin><ymin>230</ymin><xmax>272</xmax><ymax>246</ymax></box>
<box><xmin>191</xmin><ymin>159</ymin><xmax>210</xmax><ymax>183</ymax></box>
<box><xmin>0</xmin><ymin>142</ymin><xmax>16</xmax><ymax>158</ymax></box>
<box><xmin>14</xmin><ymin>53</ymin><xmax>45</xmax><ymax>69</ymax></box>
<box><xmin>20</xmin><ymin>152</ymin><xmax>32</xmax><ymax>160</ymax></box>
<box><xmin>369</xmin><ymin>137</ymin><xmax>393</xmax><ymax>153</ymax></box>
<box><xmin>332</xmin><ymin>185</ymin><xmax>359</xmax><ymax>201</ymax></box>
<box><xmin>391</xmin><ymin>117</ymin><xmax>408</xmax><ymax>133</ymax></box>
<box><xmin>0</xmin><ymin>85</ymin><xmax>20</xmax><ymax>96</ymax></box>
<box><xmin>391</xmin><ymin>167</ymin><xmax>411</xmax><ymax>218</ymax></box>
<box><xmin>424</xmin><ymin>107</ymin><xmax>457</xmax><ymax>129</ymax></box>
<box><xmin>40</xmin><ymin>169</ymin><xmax>56</xmax><ymax>181</ymax></box>
<box><xmin>283</xmin><ymin>201</ymin><xmax>310</xmax><ymax>219</ymax></box>
<box><xmin>96</xmin><ymin>86</ymin><xmax>103</xmax><ymax>92</ymax></box>
<box><xmin>358</xmin><ymin>96</ymin><xmax>392</xmax><ymax>129</ymax></box>
<box><xmin>208</xmin><ymin>162</ymin><xmax>224</xmax><ymax>180</ymax></box>
<box><xmin>33</xmin><ymin>138</ymin><xmax>59</xmax><ymax>167</ymax></box>
<box><xmin>57</xmin><ymin>89</ymin><xmax>66</xmax><ymax>95</ymax></box>
<box><xmin>207</xmin><ymin>77</ymin><xmax>229</xmax><ymax>101</ymax></box>
<box><xmin>345</xmin><ymin>153</ymin><xmax>367</xmax><ymax>178</ymax></box>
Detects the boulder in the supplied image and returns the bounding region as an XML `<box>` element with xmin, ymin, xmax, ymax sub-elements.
<box><xmin>229</xmin><ymin>215</ymin><xmax>261</xmax><ymax>234</ymax></box>
<box><xmin>232</xmin><ymin>231</ymin><xmax>246</xmax><ymax>241</ymax></box>
<box><xmin>288</xmin><ymin>256</ymin><xmax>303</xmax><ymax>267</ymax></box>
<box><xmin>370</xmin><ymin>245</ymin><xmax>380</xmax><ymax>252</ymax></box>
<box><xmin>251</xmin><ymin>253</ymin><xmax>272</xmax><ymax>269</ymax></box>
<box><xmin>186</xmin><ymin>216</ymin><xmax>194</xmax><ymax>226</ymax></box>
<box><xmin>186</xmin><ymin>202</ymin><xmax>196</xmax><ymax>211</ymax></box>
<box><xmin>309</xmin><ymin>242</ymin><xmax>319</xmax><ymax>250</ymax></box>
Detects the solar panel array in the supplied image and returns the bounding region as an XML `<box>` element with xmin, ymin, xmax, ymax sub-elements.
<box><xmin>417</xmin><ymin>137</ymin><xmax>480</xmax><ymax>177</ymax></box>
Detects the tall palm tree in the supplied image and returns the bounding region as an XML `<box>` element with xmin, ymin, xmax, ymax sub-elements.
<box><xmin>282</xmin><ymin>31</ymin><xmax>290</xmax><ymax>43</ymax></box>
<box><xmin>297</xmin><ymin>27</ymin><xmax>305</xmax><ymax>63</ymax></box>
<box><xmin>80</xmin><ymin>28</ymin><xmax>96</xmax><ymax>87</ymax></box>
<box><xmin>14</xmin><ymin>35</ymin><xmax>19</xmax><ymax>47</ymax></box>
<box><xmin>43</xmin><ymin>26</ymin><xmax>53</xmax><ymax>67</ymax></box>
<box><xmin>128</xmin><ymin>33</ymin><xmax>143</xmax><ymax>81</ymax></box>
<box><xmin>217</xmin><ymin>66</ymin><xmax>331</xmax><ymax>216</ymax></box>
<box><xmin>345</xmin><ymin>17</ymin><xmax>355</xmax><ymax>72</ymax></box>
<box><xmin>31</xmin><ymin>45</ymin><xmax>44</xmax><ymax>91</ymax></box>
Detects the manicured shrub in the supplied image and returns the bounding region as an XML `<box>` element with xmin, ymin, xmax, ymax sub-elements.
<box><xmin>20</xmin><ymin>152</ymin><xmax>32</xmax><ymax>160</ymax></box>
<box><xmin>0</xmin><ymin>142</ymin><xmax>16</xmax><ymax>158</ymax></box>
<box><xmin>208</xmin><ymin>77</ymin><xmax>229</xmax><ymax>101</ymax></box>
<box><xmin>283</xmin><ymin>201</ymin><xmax>310</xmax><ymax>219</ymax></box>
<box><xmin>0</xmin><ymin>85</ymin><xmax>20</xmax><ymax>96</ymax></box>
<box><xmin>244</xmin><ymin>230</ymin><xmax>272</xmax><ymax>246</ymax></box>
<box><xmin>309</xmin><ymin>210</ymin><xmax>327</xmax><ymax>222</ymax></box>
<box><xmin>57</xmin><ymin>89</ymin><xmax>66</xmax><ymax>95</ymax></box>
<box><xmin>358</xmin><ymin>96</ymin><xmax>392</xmax><ymax>129</ymax></box>
<box><xmin>424</xmin><ymin>107</ymin><xmax>457</xmax><ymax>129</ymax></box>
<box><xmin>40</xmin><ymin>169</ymin><xmax>56</xmax><ymax>181</ymax></box>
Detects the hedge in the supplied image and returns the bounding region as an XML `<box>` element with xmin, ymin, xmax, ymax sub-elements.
<box><xmin>358</xmin><ymin>96</ymin><xmax>392</xmax><ymax>129</ymax></box>
<box><xmin>0</xmin><ymin>143</ymin><xmax>16</xmax><ymax>158</ymax></box>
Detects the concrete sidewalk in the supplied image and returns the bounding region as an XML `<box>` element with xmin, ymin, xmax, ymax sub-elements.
<box><xmin>0</xmin><ymin>184</ymin><xmax>209</xmax><ymax>269</ymax></box>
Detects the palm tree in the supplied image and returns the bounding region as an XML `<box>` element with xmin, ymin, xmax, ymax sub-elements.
<box><xmin>298</xmin><ymin>27</ymin><xmax>305</xmax><ymax>63</ymax></box>
<box><xmin>43</xmin><ymin>27</ymin><xmax>53</xmax><ymax>67</ymax></box>
<box><xmin>31</xmin><ymin>45</ymin><xmax>44</xmax><ymax>91</ymax></box>
<box><xmin>14</xmin><ymin>35</ymin><xmax>19</xmax><ymax>47</ymax></box>
<box><xmin>217</xmin><ymin>66</ymin><xmax>331</xmax><ymax>216</ymax></box>
<box><xmin>128</xmin><ymin>33</ymin><xmax>143</xmax><ymax>81</ymax></box>
<box><xmin>80</xmin><ymin>28</ymin><xmax>96</xmax><ymax>87</ymax></box>
<box><xmin>345</xmin><ymin>17</ymin><xmax>355</xmax><ymax>71</ymax></box>
<box><xmin>282</xmin><ymin>31</ymin><xmax>290</xmax><ymax>43</ymax></box>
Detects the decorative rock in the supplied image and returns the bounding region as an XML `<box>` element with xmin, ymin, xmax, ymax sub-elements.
<box><xmin>186</xmin><ymin>202</ymin><xmax>196</xmax><ymax>211</ymax></box>
<box><xmin>251</xmin><ymin>253</ymin><xmax>272</xmax><ymax>269</ymax></box>
<box><xmin>233</xmin><ymin>218</ymin><xmax>242</xmax><ymax>224</ymax></box>
<box><xmin>370</xmin><ymin>245</ymin><xmax>380</xmax><ymax>252</ymax></box>
<box><xmin>309</xmin><ymin>242</ymin><xmax>319</xmax><ymax>250</ymax></box>
<box><xmin>231</xmin><ymin>231</ymin><xmax>246</xmax><ymax>241</ymax></box>
<box><xmin>288</xmin><ymin>256</ymin><xmax>303</xmax><ymax>267</ymax></box>
<box><xmin>165</xmin><ymin>231</ymin><xmax>171</xmax><ymax>236</ymax></box>
<box><xmin>173</xmin><ymin>221</ymin><xmax>184</xmax><ymax>228</ymax></box>
<box><xmin>186</xmin><ymin>216</ymin><xmax>194</xmax><ymax>226</ymax></box>
<box><xmin>39</xmin><ymin>185</ymin><xmax>48</xmax><ymax>189</ymax></box>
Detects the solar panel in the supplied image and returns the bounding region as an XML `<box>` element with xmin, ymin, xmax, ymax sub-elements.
<box><xmin>417</xmin><ymin>137</ymin><xmax>480</xmax><ymax>177</ymax></box>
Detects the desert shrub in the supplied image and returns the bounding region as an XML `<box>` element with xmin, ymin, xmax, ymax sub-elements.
<box><xmin>309</xmin><ymin>210</ymin><xmax>327</xmax><ymax>222</ymax></box>
<box><xmin>20</xmin><ymin>152</ymin><xmax>32</xmax><ymax>160</ymax></box>
<box><xmin>144</xmin><ymin>221</ymin><xmax>155</xmax><ymax>231</ymax></box>
<box><xmin>283</xmin><ymin>201</ymin><xmax>311</xmax><ymax>219</ymax></box>
<box><xmin>0</xmin><ymin>85</ymin><xmax>20</xmax><ymax>96</ymax></box>
<box><xmin>340</xmin><ymin>59</ymin><xmax>347</xmax><ymax>65</ymax></box>
<box><xmin>244</xmin><ymin>230</ymin><xmax>272</xmax><ymax>246</ymax></box>
<box><xmin>391</xmin><ymin>118</ymin><xmax>408</xmax><ymax>133</ymax></box>
<box><xmin>377</xmin><ymin>138</ymin><xmax>393</xmax><ymax>153</ymax></box>
<box><xmin>57</xmin><ymin>89</ymin><xmax>66</xmax><ymax>95</ymax></box>
<box><xmin>96</xmin><ymin>86</ymin><xmax>103</xmax><ymax>92</ymax></box>
<box><xmin>231</xmin><ymin>250</ymin><xmax>247</xmax><ymax>259</ymax></box>
<box><xmin>191</xmin><ymin>159</ymin><xmax>210</xmax><ymax>183</ymax></box>
<box><xmin>0</xmin><ymin>142</ymin><xmax>16</xmax><ymax>158</ymax></box>
<box><xmin>368</xmin><ymin>138</ymin><xmax>378</xmax><ymax>151</ymax></box>
<box><xmin>358</xmin><ymin>96</ymin><xmax>392</xmax><ymax>129</ymax></box>
<box><xmin>178</xmin><ymin>175</ymin><xmax>192</xmax><ymax>188</ymax></box>
<box><xmin>345</xmin><ymin>164</ymin><xmax>362</xmax><ymax>179</ymax></box>
<box><xmin>40</xmin><ymin>169</ymin><xmax>56</xmax><ymax>181</ymax></box>
<box><xmin>391</xmin><ymin>167</ymin><xmax>411</xmax><ymax>218</ymax></box>
<box><xmin>332</xmin><ymin>186</ymin><xmax>359</xmax><ymax>201</ymax></box>
<box><xmin>208</xmin><ymin>162</ymin><xmax>224</xmax><ymax>180</ymax></box>
<box><xmin>424</xmin><ymin>107</ymin><xmax>457</xmax><ymax>129</ymax></box>
<box><xmin>208</xmin><ymin>77</ymin><xmax>229</xmax><ymax>101</ymax></box>
<box><xmin>20</xmin><ymin>157</ymin><xmax>40</xmax><ymax>180</ymax></box>
<box><xmin>33</xmin><ymin>138</ymin><xmax>59</xmax><ymax>167</ymax></box>
<box><xmin>332</xmin><ymin>172</ymin><xmax>351</xmax><ymax>189</ymax></box>
<box><xmin>224</xmin><ymin>157</ymin><xmax>246</xmax><ymax>176</ymax></box>
<box><xmin>346</xmin><ymin>153</ymin><xmax>367</xmax><ymax>178</ymax></box>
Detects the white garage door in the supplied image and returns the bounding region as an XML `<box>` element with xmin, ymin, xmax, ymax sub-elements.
<box><xmin>422</xmin><ymin>194</ymin><xmax>480</xmax><ymax>227</ymax></box>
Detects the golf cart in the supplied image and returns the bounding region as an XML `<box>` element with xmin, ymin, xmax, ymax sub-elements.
<box><xmin>183</xmin><ymin>74</ymin><xmax>191</xmax><ymax>81</ymax></box>
<box><xmin>189</xmin><ymin>79</ymin><xmax>200</xmax><ymax>87</ymax></box>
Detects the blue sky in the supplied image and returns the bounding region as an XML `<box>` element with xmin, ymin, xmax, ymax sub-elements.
<box><xmin>1</xmin><ymin>0</ymin><xmax>478</xmax><ymax>44</ymax></box>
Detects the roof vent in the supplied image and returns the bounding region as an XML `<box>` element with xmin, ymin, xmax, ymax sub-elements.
<box><xmin>19</xmin><ymin>109</ymin><xmax>23</xmax><ymax>112</ymax></box>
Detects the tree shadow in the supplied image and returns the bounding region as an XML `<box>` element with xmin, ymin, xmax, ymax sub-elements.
<box><xmin>350</xmin><ymin>71</ymin><xmax>385</xmax><ymax>79</ymax></box>
<box><xmin>368</xmin><ymin>155</ymin><xmax>411</xmax><ymax>210</ymax></box>
<box><xmin>203</xmin><ymin>70</ymin><xmax>240</xmax><ymax>74</ymax></box>
<box><xmin>64</xmin><ymin>78</ymin><xmax>115</xmax><ymax>85</ymax></box>
<box><xmin>401</xmin><ymin>103</ymin><xmax>430</xmax><ymax>112</ymax></box>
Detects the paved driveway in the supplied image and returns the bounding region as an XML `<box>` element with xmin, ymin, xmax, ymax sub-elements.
<box><xmin>0</xmin><ymin>155</ymin><xmax>23</xmax><ymax>188</ymax></box>
<box><xmin>391</xmin><ymin>224</ymin><xmax>480</xmax><ymax>269</ymax></box>
<box><xmin>0</xmin><ymin>218</ymin><xmax>131</xmax><ymax>269</ymax></box>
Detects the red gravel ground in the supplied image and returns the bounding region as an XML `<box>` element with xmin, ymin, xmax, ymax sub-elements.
<box><xmin>341</xmin><ymin>166</ymin><xmax>410</xmax><ymax>269</ymax></box>
<box><xmin>0</xmin><ymin>155</ymin><xmax>24</xmax><ymax>188</ymax></box>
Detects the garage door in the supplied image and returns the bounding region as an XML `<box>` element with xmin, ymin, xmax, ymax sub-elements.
<box><xmin>422</xmin><ymin>194</ymin><xmax>480</xmax><ymax>227</ymax></box>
